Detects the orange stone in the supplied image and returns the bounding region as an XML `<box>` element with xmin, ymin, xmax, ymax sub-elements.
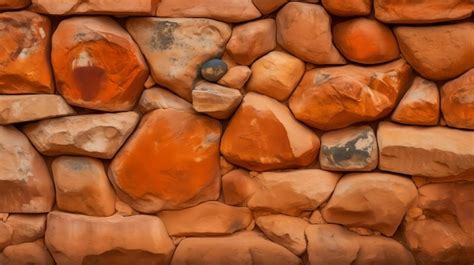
<box><xmin>109</xmin><ymin>109</ymin><xmax>222</xmax><ymax>213</ymax></box>
<box><xmin>0</xmin><ymin>0</ymin><xmax>30</xmax><ymax>10</ymax></box>
<box><xmin>322</xmin><ymin>0</ymin><xmax>371</xmax><ymax>16</ymax></box>
<box><xmin>30</xmin><ymin>0</ymin><xmax>157</xmax><ymax>16</ymax></box>
<box><xmin>441</xmin><ymin>68</ymin><xmax>474</xmax><ymax>129</ymax></box>
<box><xmin>52</xmin><ymin>16</ymin><xmax>148</xmax><ymax>111</ymax></box>
<box><xmin>0</xmin><ymin>11</ymin><xmax>53</xmax><ymax>94</ymax></box>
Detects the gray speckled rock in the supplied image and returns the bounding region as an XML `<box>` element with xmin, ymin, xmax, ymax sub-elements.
<box><xmin>201</xmin><ymin>59</ymin><xmax>228</xmax><ymax>82</ymax></box>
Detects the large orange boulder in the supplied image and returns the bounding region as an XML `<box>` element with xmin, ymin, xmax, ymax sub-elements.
<box><xmin>109</xmin><ymin>109</ymin><xmax>222</xmax><ymax>213</ymax></box>
<box><xmin>52</xmin><ymin>16</ymin><xmax>148</xmax><ymax>112</ymax></box>
<box><xmin>394</xmin><ymin>22</ymin><xmax>474</xmax><ymax>81</ymax></box>
<box><xmin>0</xmin><ymin>0</ymin><xmax>30</xmax><ymax>10</ymax></box>
<box><xmin>30</xmin><ymin>0</ymin><xmax>157</xmax><ymax>15</ymax></box>
<box><xmin>289</xmin><ymin>59</ymin><xmax>412</xmax><ymax>130</ymax></box>
<box><xmin>0</xmin><ymin>11</ymin><xmax>53</xmax><ymax>94</ymax></box>
<box><xmin>321</xmin><ymin>0</ymin><xmax>371</xmax><ymax>16</ymax></box>
<box><xmin>441</xmin><ymin>68</ymin><xmax>474</xmax><ymax>129</ymax></box>
<box><xmin>221</xmin><ymin>92</ymin><xmax>320</xmax><ymax>171</ymax></box>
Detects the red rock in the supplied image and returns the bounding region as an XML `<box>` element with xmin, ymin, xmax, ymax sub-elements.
<box><xmin>138</xmin><ymin>87</ymin><xmax>194</xmax><ymax>114</ymax></box>
<box><xmin>218</xmin><ymin>65</ymin><xmax>252</xmax><ymax>89</ymax></box>
<box><xmin>252</xmin><ymin>0</ymin><xmax>287</xmax><ymax>14</ymax></box>
<box><xmin>222</xmin><ymin>169</ymin><xmax>257</xmax><ymax>206</ymax></box>
<box><xmin>321</xmin><ymin>0</ymin><xmax>371</xmax><ymax>16</ymax></box>
<box><xmin>109</xmin><ymin>109</ymin><xmax>221</xmax><ymax>213</ymax></box>
<box><xmin>221</xmin><ymin>92</ymin><xmax>320</xmax><ymax>171</ymax></box>
<box><xmin>52</xmin><ymin>16</ymin><xmax>148</xmax><ymax>111</ymax></box>
<box><xmin>333</xmin><ymin>18</ymin><xmax>399</xmax><ymax>64</ymax></box>
<box><xmin>0</xmin><ymin>11</ymin><xmax>53</xmax><ymax>94</ymax></box>
<box><xmin>276</xmin><ymin>2</ymin><xmax>345</xmax><ymax>65</ymax></box>
<box><xmin>226</xmin><ymin>19</ymin><xmax>276</xmax><ymax>65</ymax></box>
<box><xmin>30</xmin><ymin>0</ymin><xmax>157</xmax><ymax>15</ymax></box>
<box><xmin>5</xmin><ymin>214</ymin><xmax>45</xmax><ymax>245</ymax></box>
<box><xmin>156</xmin><ymin>0</ymin><xmax>261</xmax><ymax>23</ymax></box>
<box><xmin>441</xmin><ymin>68</ymin><xmax>474</xmax><ymax>129</ymax></box>
<box><xmin>0</xmin><ymin>0</ymin><xmax>30</xmax><ymax>9</ymax></box>
<box><xmin>394</xmin><ymin>22</ymin><xmax>474</xmax><ymax>81</ymax></box>
<box><xmin>289</xmin><ymin>59</ymin><xmax>412</xmax><ymax>130</ymax></box>
<box><xmin>192</xmin><ymin>81</ymin><xmax>243</xmax><ymax>119</ymax></box>
<box><xmin>0</xmin><ymin>240</ymin><xmax>54</xmax><ymax>265</ymax></box>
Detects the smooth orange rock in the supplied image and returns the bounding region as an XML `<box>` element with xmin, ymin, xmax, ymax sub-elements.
<box><xmin>375</xmin><ymin>0</ymin><xmax>474</xmax><ymax>24</ymax></box>
<box><xmin>222</xmin><ymin>169</ymin><xmax>257</xmax><ymax>206</ymax></box>
<box><xmin>252</xmin><ymin>0</ymin><xmax>287</xmax><ymax>14</ymax></box>
<box><xmin>30</xmin><ymin>0</ymin><xmax>157</xmax><ymax>15</ymax></box>
<box><xmin>226</xmin><ymin>19</ymin><xmax>276</xmax><ymax>65</ymax></box>
<box><xmin>441</xmin><ymin>68</ymin><xmax>474</xmax><ymax>129</ymax></box>
<box><xmin>221</xmin><ymin>92</ymin><xmax>320</xmax><ymax>171</ymax></box>
<box><xmin>289</xmin><ymin>59</ymin><xmax>412</xmax><ymax>130</ymax></box>
<box><xmin>394</xmin><ymin>22</ymin><xmax>474</xmax><ymax>81</ymax></box>
<box><xmin>276</xmin><ymin>2</ymin><xmax>345</xmax><ymax>65</ymax></box>
<box><xmin>0</xmin><ymin>0</ymin><xmax>30</xmax><ymax>10</ymax></box>
<box><xmin>156</xmin><ymin>0</ymin><xmax>261</xmax><ymax>23</ymax></box>
<box><xmin>217</xmin><ymin>65</ymin><xmax>252</xmax><ymax>89</ymax></box>
<box><xmin>5</xmin><ymin>214</ymin><xmax>45</xmax><ymax>245</ymax></box>
<box><xmin>333</xmin><ymin>18</ymin><xmax>399</xmax><ymax>64</ymax></box>
<box><xmin>392</xmin><ymin>76</ymin><xmax>440</xmax><ymax>126</ymax></box>
<box><xmin>109</xmin><ymin>109</ymin><xmax>221</xmax><ymax>213</ymax></box>
<box><xmin>52</xmin><ymin>16</ymin><xmax>148</xmax><ymax>111</ymax></box>
<box><xmin>0</xmin><ymin>240</ymin><xmax>54</xmax><ymax>265</ymax></box>
<box><xmin>322</xmin><ymin>0</ymin><xmax>371</xmax><ymax>16</ymax></box>
<box><xmin>0</xmin><ymin>11</ymin><xmax>53</xmax><ymax>94</ymax></box>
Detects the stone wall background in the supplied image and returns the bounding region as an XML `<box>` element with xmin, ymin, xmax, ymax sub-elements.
<box><xmin>0</xmin><ymin>0</ymin><xmax>473</xmax><ymax>265</ymax></box>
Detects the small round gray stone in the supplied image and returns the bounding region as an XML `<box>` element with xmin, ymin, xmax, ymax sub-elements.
<box><xmin>200</xmin><ymin>59</ymin><xmax>228</xmax><ymax>82</ymax></box>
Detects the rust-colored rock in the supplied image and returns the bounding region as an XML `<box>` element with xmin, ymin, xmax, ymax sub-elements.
<box><xmin>0</xmin><ymin>240</ymin><xmax>54</xmax><ymax>265</ymax></box>
<box><xmin>322</xmin><ymin>0</ymin><xmax>371</xmax><ymax>16</ymax></box>
<box><xmin>127</xmin><ymin>17</ymin><xmax>231</xmax><ymax>101</ymax></box>
<box><xmin>0</xmin><ymin>223</ymin><xmax>11</xmax><ymax>251</ymax></box>
<box><xmin>0</xmin><ymin>11</ymin><xmax>53</xmax><ymax>94</ymax></box>
<box><xmin>222</xmin><ymin>169</ymin><xmax>257</xmax><ymax>206</ymax></box>
<box><xmin>252</xmin><ymin>0</ymin><xmax>287</xmax><ymax>14</ymax></box>
<box><xmin>289</xmin><ymin>59</ymin><xmax>412</xmax><ymax>130</ymax></box>
<box><xmin>52</xmin><ymin>16</ymin><xmax>148</xmax><ymax>111</ymax></box>
<box><xmin>0</xmin><ymin>0</ymin><xmax>30</xmax><ymax>10</ymax></box>
<box><xmin>394</xmin><ymin>23</ymin><xmax>474</xmax><ymax>81</ymax></box>
<box><xmin>192</xmin><ymin>81</ymin><xmax>243</xmax><ymax>119</ymax></box>
<box><xmin>30</xmin><ymin>0</ymin><xmax>157</xmax><ymax>15</ymax></box>
<box><xmin>441</xmin><ymin>68</ymin><xmax>474</xmax><ymax>129</ymax></box>
<box><xmin>109</xmin><ymin>109</ymin><xmax>221</xmax><ymax>213</ymax></box>
<box><xmin>218</xmin><ymin>65</ymin><xmax>251</xmax><ymax>89</ymax></box>
<box><xmin>5</xmin><ymin>214</ymin><xmax>45</xmax><ymax>245</ymax></box>
<box><xmin>221</xmin><ymin>92</ymin><xmax>320</xmax><ymax>171</ymax></box>
<box><xmin>138</xmin><ymin>87</ymin><xmax>194</xmax><ymax>114</ymax></box>
<box><xmin>333</xmin><ymin>18</ymin><xmax>399</xmax><ymax>64</ymax></box>
<box><xmin>276</xmin><ymin>2</ymin><xmax>345</xmax><ymax>65</ymax></box>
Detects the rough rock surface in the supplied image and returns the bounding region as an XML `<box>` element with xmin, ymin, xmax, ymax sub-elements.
<box><xmin>30</xmin><ymin>0</ymin><xmax>157</xmax><ymax>15</ymax></box>
<box><xmin>441</xmin><ymin>68</ymin><xmax>474</xmax><ymax>129</ymax></box>
<box><xmin>138</xmin><ymin>87</ymin><xmax>193</xmax><ymax>114</ymax></box>
<box><xmin>22</xmin><ymin>112</ymin><xmax>139</xmax><ymax>159</ymax></box>
<box><xmin>378</xmin><ymin>121</ymin><xmax>474</xmax><ymax>178</ymax></box>
<box><xmin>276</xmin><ymin>2</ymin><xmax>346</xmax><ymax>65</ymax></box>
<box><xmin>321</xmin><ymin>172</ymin><xmax>418</xmax><ymax>236</ymax></box>
<box><xmin>45</xmin><ymin>211</ymin><xmax>175</xmax><ymax>265</ymax></box>
<box><xmin>222</xmin><ymin>169</ymin><xmax>257</xmax><ymax>206</ymax></box>
<box><xmin>320</xmin><ymin>126</ymin><xmax>378</xmax><ymax>171</ymax></box>
<box><xmin>192</xmin><ymin>81</ymin><xmax>243</xmax><ymax>119</ymax></box>
<box><xmin>127</xmin><ymin>17</ymin><xmax>231</xmax><ymax>101</ymax></box>
<box><xmin>218</xmin><ymin>65</ymin><xmax>252</xmax><ymax>89</ymax></box>
<box><xmin>322</xmin><ymin>0</ymin><xmax>371</xmax><ymax>16</ymax></box>
<box><xmin>394</xmin><ymin>23</ymin><xmax>474</xmax><ymax>81</ymax></box>
<box><xmin>0</xmin><ymin>240</ymin><xmax>54</xmax><ymax>265</ymax></box>
<box><xmin>0</xmin><ymin>95</ymin><xmax>75</xmax><ymax>125</ymax></box>
<box><xmin>221</xmin><ymin>92</ymin><xmax>320</xmax><ymax>171</ymax></box>
<box><xmin>4</xmin><ymin>214</ymin><xmax>46</xmax><ymax>245</ymax></box>
<box><xmin>0</xmin><ymin>126</ymin><xmax>54</xmax><ymax>213</ymax></box>
<box><xmin>289</xmin><ymin>59</ymin><xmax>412</xmax><ymax>130</ymax></box>
<box><xmin>109</xmin><ymin>109</ymin><xmax>221</xmax><ymax>213</ymax></box>
<box><xmin>52</xmin><ymin>16</ymin><xmax>148</xmax><ymax>111</ymax></box>
<box><xmin>0</xmin><ymin>11</ymin><xmax>53</xmax><ymax>94</ymax></box>
<box><xmin>0</xmin><ymin>0</ymin><xmax>30</xmax><ymax>10</ymax></box>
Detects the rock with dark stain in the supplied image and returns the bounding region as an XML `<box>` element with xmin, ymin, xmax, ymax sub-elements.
<box><xmin>320</xmin><ymin>126</ymin><xmax>378</xmax><ymax>171</ymax></box>
<box><xmin>200</xmin><ymin>59</ymin><xmax>228</xmax><ymax>82</ymax></box>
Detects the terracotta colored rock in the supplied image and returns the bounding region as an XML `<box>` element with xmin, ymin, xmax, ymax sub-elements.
<box><xmin>0</xmin><ymin>95</ymin><xmax>75</xmax><ymax>125</ymax></box>
<box><xmin>109</xmin><ymin>109</ymin><xmax>221</xmax><ymax>213</ymax></box>
<box><xmin>252</xmin><ymin>0</ymin><xmax>287</xmax><ymax>14</ymax></box>
<box><xmin>404</xmin><ymin>181</ymin><xmax>474</xmax><ymax>265</ymax></box>
<box><xmin>220</xmin><ymin>156</ymin><xmax>235</xmax><ymax>176</ymax></box>
<box><xmin>375</xmin><ymin>0</ymin><xmax>474</xmax><ymax>24</ymax></box>
<box><xmin>321</xmin><ymin>0</ymin><xmax>371</xmax><ymax>16</ymax></box>
<box><xmin>0</xmin><ymin>11</ymin><xmax>53</xmax><ymax>94</ymax></box>
<box><xmin>333</xmin><ymin>18</ymin><xmax>399</xmax><ymax>64</ymax></box>
<box><xmin>222</xmin><ymin>169</ymin><xmax>257</xmax><ymax>206</ymax></box>
<box><xmin>138</xmin><ymin>87</ymin><xmax>193</xmax><ymax>114</ymax></box>
<box><xmin>0</xmin><ymin>126</ymin><xmax>54</xmax><ymax>213</ymax></box>
<box><xmin>144</xmin><ymin>75</ymin><xmax>156</xmax><ymax>89</ymax></box>
<box><xmin>391</xmin><ymin>77</ymin><xmax>440</xmax><ymax>126</ymax></box>
<box><xmin>52</xmin><ymin>16</ymin><xmax>148</xmax><ymax>112</ymax></box>
<box><xmin>127</xmin><ymin>18</ymin><xmax>231</xmax><ymax>101</ymax></box>
<box><xmin>221</xmin><ymin>92</ymin><xmax>320</xmax><ymax>171</ymax></box>
<box><xmin>378</xmin><ymin>121</ymin><xmax>474</xmax><ymax>178</ymax></box>
<box><xmin>158</xmin><ymin>201</ymin><xmax>252</xmax><ymax>236</ymax></box>
<box><xmin>320</xmin><ymin>126</ymin><xmax>378</xmax><ymax>171</ymax></box>
<box><xmin>248</xmin><ymin>169</ymin><xmax>341</xmax><ymax>216</ymax></box>
<box><xmin>0</xmin><ymin>0</ymin><xmax>30</xmax><ymax>10</ymax></box>
<box><xmin>0</xmin><ymin>223</ymin><xmax>12</xmax><ymax>250</ymax></box>
<box><xmin>276</xmin><ymin>2</ymin><xmax>345</xmax><ymax>65</ymax></box>
<box><xmin>200</xmin><ymin>59</ymin><xmax>228</xmax><ymax>82</ymax></box>
<box><xmin>0</xmin><ymin>240</ymin><xmax>54</xmax><ymax>265</ymax></box>
<box><xmin>290</xmin><ymin>59</ymin><xmax>411</xmax><ymax>130</ymax></box>
<box><xmin>23</xmin><ymin>112</ymin><xmax>139</xmax><ymax>159</ymax></box>
<box><xmin>52</xmin><ymin>156</ymin><xmax>116</xmax><ymax>217</ymax></box>
<box><xmin>45</xmin><ymin>211</ymin><xmax>175</xmax><ymax>265</ymax></box>
<box><xmin>441</xmin><ymin>68</ymin><xmax>474</xmax><ymax>129</ymax></box>
<box><xmin>156</xmin><ymin>0</ymin><xmax>261</xmax><ymax>23</ymax></box>
<box><xmin>30</xmin><ymin>0</ymin><xmax>157</xmax><ymax>15</ymax></box>
<box><xmin>218</xmin><ymin>65</ymin><xmax>252</xmax><ymax>89</ymax></box>
<box><xmin>246</xmin><ymin>51</ymin><xmax>305</xmax><ymax>101</ymax></box>
<box><xmin>192</xmin><ymin>81</ymin><xmax>243</xmax><ymax>119</ymax></box>
<box><xmin>256</xmin><ymin>215</ymin><xmax>309</xmax><ymax>255</ymax></box>
<box><xmin>5</xmin><ymin>214</ymin><xmax>45</xmax><ymax>245</ymax></box>
<box><xmin>322</xmin><ymin>172</ymin><xmax>417</xmax><ymax>236</ymax></box>
<box><xmin>306</xmin><ymin>224</ymin><xmax>416</xmax><ymax>265</ymax></box>
<box><xmin>226</xmin><ymin>19</ymin><xmax>276</xmax><ymax>66</ymax></box>
<box><xmin>394</xmin><ymin>23</ymin><xmax>474</xmax><ymax>81</ymax></box>
<box><xmin>309</xmin><ymin>210</ymin><xmax>325</xmax><ymax>224</ymax></box>
<box><xmin>171</xmin><ymin>231</ymin><xmax>301</xmax><ymax>265</ymax></box>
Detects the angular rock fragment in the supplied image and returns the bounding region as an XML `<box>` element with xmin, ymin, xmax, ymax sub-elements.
<box><xmin>441</xmin><ymin>68</ymin><xmax>474</xmax><ymax>129</ymax></box>
<box><xmin>322</xmin><ymin>0</ymin><xmax>371</xmax><ymax>16</ymax></box>
<box><xmin>222</xmin><ymin>169</ymin><xmax>257</xmax><ymax>206</ymax></box>
<box><xmin>138</xmin><ymin>87</ymin><xmax>194</xmax><ymax>114</ymax></box>
<box><xmin>30</xmin><ymin>0</ymin><xmax>157</xmax><ymax>15</ymax></box>
<box><xmin>0</xmin><ymin>240</ymin><xmax>54</xmax><ymax>265</ymax></box>
<box><xmin>5</xmin><ymin>214</ymin><xmax>46</xmax><ymax>245</ymax></box>
<box><xmin>0</xmin><ymin>0</ymin><xmax>30</xmax><ymax>10</ymax></box>
<box><xmin>192</xmin><ymin>81</ymin><xmax>242</xmax><ymax>119</ymax></box>
<box><xmin>218</xmin><ymin>65</ymin><xmax>251</xmax><ymax>89</ymax></box>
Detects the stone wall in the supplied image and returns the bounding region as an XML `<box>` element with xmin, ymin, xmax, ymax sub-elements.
<box><xmin>0</xmin><ymin>0</ymin><xmax>473</xmax><ymax>265</ymax></box>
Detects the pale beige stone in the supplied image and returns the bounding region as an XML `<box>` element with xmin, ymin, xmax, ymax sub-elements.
<box><xmin>138</xmin><ymin>87</ymin><xmax>193</xmax><ymax>114</ymax></box>
<box><xmin>30</xmin><ymin>0</ymin><xmax>157</xmax><ymax>15</ymax></box>
<box><xmin>192</xmin><ymin>81</ymin><xmax>242</xmax><ymax>119</ymax></box>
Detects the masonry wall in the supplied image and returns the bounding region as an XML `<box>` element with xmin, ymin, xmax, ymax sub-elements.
<box><xmin>0</xmin><ymin>0</ymin><xmax>473</xmax><ymax>265</ymax></box>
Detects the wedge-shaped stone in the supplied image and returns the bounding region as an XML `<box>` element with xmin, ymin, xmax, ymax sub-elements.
<box><xmin>45</xmin><ymin>211</ymin><xmax>175</xmax><ymax>265</ymax></box>
<box><xmin>30</xmin><ymin>0</ymin><xmax>157</xmax><ymax>15</ymax></box>
<box><xmin>441</xmin><ymin>68</ymin><xmax>474</xmax><ymax>129</ymax></box>
<box><xmin>138</xmin><ymin>87</ymin><xmax>193</xmax><ymax>114</ymax></box>
<box><xmin>222</xmin><ymin>169</ymin><xmax>257</xmax><ymax>206</ymax></box>
<box><xmin>22</xmin><ymin>112</ymin><xmax>139</xmax><ymax>159</ymax></box>
<box><xmin>192</xmin><ymin>81</ymin><xmax>242</xmax><ymax>119</ymax></box>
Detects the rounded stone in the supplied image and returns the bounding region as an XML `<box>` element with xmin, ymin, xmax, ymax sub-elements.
<box><xmin>200</xmin><ymin>59</ymin><xmax>228</xmax><ymax>82</ymax></box>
